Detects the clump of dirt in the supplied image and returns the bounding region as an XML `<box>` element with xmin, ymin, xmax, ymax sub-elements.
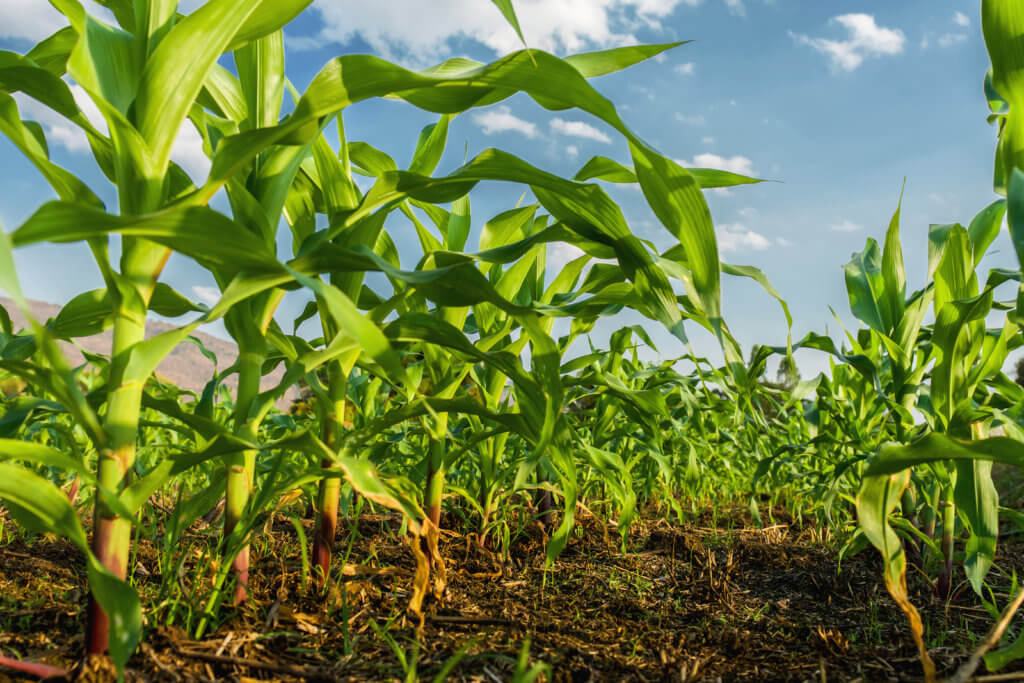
<box><xmin>1</xmin><ymin>506</ymin><xmax>1019</xmax><ymax>682</ymax></box>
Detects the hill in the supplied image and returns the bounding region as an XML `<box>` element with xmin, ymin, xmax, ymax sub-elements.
<box><xmin>1</xmin><ymin>297</ymin><xmax>298</xmax><ymax>408</ymax></box>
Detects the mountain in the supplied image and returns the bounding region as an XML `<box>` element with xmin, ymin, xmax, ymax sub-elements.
<box><xmin>1</xmin><ymin>297</ymin><xmax>298</xmax><ymax>409</ymax></box>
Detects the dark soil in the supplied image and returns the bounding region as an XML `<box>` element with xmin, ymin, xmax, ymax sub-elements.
<box><xmin>0</xmin><ymin>506</ymin><xmax>1018</xmax><ymax>682</ymax></box>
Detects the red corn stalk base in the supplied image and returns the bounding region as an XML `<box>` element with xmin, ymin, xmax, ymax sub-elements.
<box><xmin>0</xmin><ymin>653</ymin><xmax>69</xmax><ymax>680</ymax></box>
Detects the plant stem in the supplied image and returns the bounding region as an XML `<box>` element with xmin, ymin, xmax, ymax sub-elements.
<box><xmin>224</xmin><ymin>350</ymin><xmax>261</xmax><ymax>605</ymax></box>
<box><xmin>937</xmin><ymin>484</ymin><xmax>956</xmax><ymax>600</ymax></box>
<box><xmin>535</xmin><ymin>486</ymin><xmax>554</xmax><ymax>528</ymax></box>
<box><xmin>312</xmin><ymin>365</ymin><xmax>346</xmax><ymax>587</ymax></box>
<box><xmin>425</xmin><ymin>438</ymin><xmax>445</xmax><ymax>528</ymax></box>
<box><xmin>86</xmin><ymin>306</ymin><xmax>146</xmax><ymax>655</ymax></box>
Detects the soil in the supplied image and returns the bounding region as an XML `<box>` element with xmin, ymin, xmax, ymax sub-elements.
<box><xmin>0</xmin><ymin>505</ymin><xmax>1018</xmax><ymax>682</ymax></box>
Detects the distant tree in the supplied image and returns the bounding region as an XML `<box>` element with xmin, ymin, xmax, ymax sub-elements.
<box><xmin>747</xmin><ymin>344</ymin><xmax>767</xmax><ymax>380</ymax></box>
<box><xmin>776</xmin><ymin>355</ymin><xmax>801</xmax><ymax>390</ymax></box>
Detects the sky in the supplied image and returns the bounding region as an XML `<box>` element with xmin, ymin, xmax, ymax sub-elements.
<box><xmin>0</xmin><ymin>0</ymin><xmax>1013</xmax><ymax>380</ymax></box>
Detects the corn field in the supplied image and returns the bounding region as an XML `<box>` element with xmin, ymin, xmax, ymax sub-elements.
<box><xmin>2</xmin><ymin>2</ymin><xmax>1024</xmax><ymax>681</ymax></box>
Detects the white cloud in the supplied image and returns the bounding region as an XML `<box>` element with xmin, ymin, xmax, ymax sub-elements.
<box><xmin>631</xmin><ymin>85</ymin><xmax>656</xmax><ymax>101</ymax></box>
<box><xmin>791</xmin><ymin>14</ymin><xmax>906</xmax><ymax>72</ymax></box>
<box><xmin>937</xmin><ymin>33</ymin><xmax>967</xmax><ymax>48</ymax></box>
<box><xmin>0</xmin><ymin>1</ymin><xmax>67</xmax><ymax>42</ymax></box>
<box><xmin>678</xmin><ymin>0</ymin><xmax>752</xmax><ymax>12</ymax></box>
<box><xmin>737</xmin><ymin>207</ymin><xmax>758</xmax><ymax>218</ymax></box>
<box><xmin>953</xmin><ymin>11</ymin><xmax>970</xmax><ymax>28</ymax></box>
<box><xmin>701</xmin><ymin>136</ymin><xmax>715</xmax><ymax>144</ymax></box>
<box><xmin>284</xmin><ymin>34</ymin><xmax>325</xmax><ymax>51</ymax></box>
<box><xmin>192</xmin><ymin>286</ymin><xmax>220</xmax><ymax>306</ymax></box>
<box><xmin>680</xmin><ymin>0</ymin><xmax>745</xmax><ymax>14</ymax></box>
<box><xmin>776</xmin><ymin>236</ymin><xmax>792</xmax><ymax>247</ymax></box>
<box><xmin>0</xmin><ymin>2</ymin><xmax>120</xmax><ymax>41</ymax></box>
<box><xmin>15</xmin><ymin>84</ymin><xmax>105</xmax><ymax>154</ymax></box>
<box><xmin>550</xmin><ymin>118</ymin><xmax>612</xmax><ymax>143</ymax></box>
<box><xmin>722</xmin><ymin>0</ymin><xmax>745</xmax><ymax>17</ymax></box>
<box><xmin>716</xmin><ymin>223</ymin><xmax>770</xmax><ymax>252</ymax></box>
<box><xmin>170</xmin><ymin>120</ymin><xmax>211</xmax><ymax>180</ymax></box>
<box><xmin>682</xmin><ymin>153</ymin><xmax>756</xmax><ymax>175</ymax></box>
<box><xmin>675</xmin><ymin>62</ymin><xmax>696</xmax><ymax>75</ymax></box>
<box><xmin>549</xmin><ymin>240</ymin><xmax>619</xmax><ymax>268</ymax></box>
<box><xmin>566</xmin><ymin>145</ymin><xmax>579</xmax><ymax>159</ymax></box>
<box><xmin>294</xmin><ymin>0</ymin><xmax>691</xmax><ymax>63</ymax></box>
<box><xmin>675</xmin><ymin>113</ymin><xmax>705</xmax><ymax>125</ymax></box>
<box><xmin>830</xmin><ymin>220</ymin><xmax>862</xmax><ymax>233</ymax></box>
<box><xmin>548</xmin><ymin>242</ymin><xmax>587</xmax><ymax>269</ymax></box>
<box><xmin>474</xmin><ymin>105</ymin><xmax>539</xmax><ymax>138</ymax></box>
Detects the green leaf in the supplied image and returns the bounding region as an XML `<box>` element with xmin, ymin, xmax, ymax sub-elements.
<box><xmin>199</xmin><ymin>63</ymin><xmax>247</xmax><ymax>121</ymax></box>
<box><xmin>931</xmin><ymin>291</ymin><xmax>991</xmax><ymax>426</ymax></box>
<box><xmin>149</xmin><ymin>282</ymin><xmax>204</xmax><ymax>316</ymax></box>
<box><xmin>50</xmin><ymin>282</ymin><xmax>200</xmax><ymax>340</ymax></box>
<box><xmin>855</xmin><ymin>468</ymin><xmax>911</xmax><ymax>610</ymax></box>
<box><xmin>720</xmin><ymin>262</ymin><xmax>793</xmax><ymax>329</ymax></box>
<box><xmin>934</xmin><ymin>225</ymin><xmax>978</xmax><ymax>313</ymax></box>
<box><xmin>983</xmin><ymin>0</ymin><xmax>1024</xmax><ymax>187</ymax></box>
<box><xmin>954</xmin><ymin>459</ymin><xmax>999</xmax><ymax>594</ymax></box>
<box><xmin>986</xmin><ymin>620</ymin><xmax>1024</xmax><ymax>671</ymax></box>
<box><xmin>0</xmin><ymin>51</ymin><xmax>83</xmax><ymax>119</ymax></box>
<box><xmin>25</xmin><ymin>27</ymin><xmax>78</xmax><ymax>77</ymax></box>
<box><xmin>488</xmin><ymin>0</ymin><xmax>528</xmax><ymax>48</ymax></box>
<box><xmin>349</xmin><ymin>141</ymin><xmax>398</xmax><ymax>176</ymax></box>
<box><xmin>0</xmin><ymin>461</ymin><xmax>89</xmax><ymax>551</ymax></box>
<box><xmin>880</xmin><ymin>187</ymin><xmax>906</xmax><ymax>333</ymax></box>
<box><xmin>91</xmin><ymin>0</ymin><xmax>135</xmax><ymax>31</ymax></box>
<box><xmin>0</xmin><ymin>440</ymin><xmax>141</xmax><ymax>521</ymax></box>
<box><xmin>286</xmin><ymin>267</ymin><xmax>408</xmax><ymax>388</ymax></box>
<box><xmin>135</xmin><ymin>0</ymin><xmax>310</xmax><ymax>171</ymax></box>
<box><xmin>630</xmin><ymin>141</ymin><xmax>718</xmax><ymax>322</ymax></box>
<box><xmin>564</xmin><ymin>43</ymin><xmax>687</xmax><ymax>78</ymax></box>
<box><xmin>12</xmin><ymin>201</ymin><xmax>280</xmax><ymax>275</ymax></box>
<box><xmin>968</xmin><ymin>198</ymin><xmax>1008</xmax><ymax>267</ymax></box>
<box><xmin>844</xmin><ymin>239</ymin><xmax>890</xmax><ymax>335</ymax></box>
<box><xmin>574</xmin><ymin>155</ymin><xmax>766</xmax><ymax>190</ymax></box>
<box><xmin>234</xmin><ymin>31</ymin><xmax>285</xmax><ymax>130</ymax></box>
<box><xmin>866</xmin><ymin>433</ymin><xmax>1024</xmax><ymax>476</ymax></box>
<box><xmin>122</xmin><ymin>322</ymin><xmax>202</xmax><ymax>386</ymax></box>
<box><xmin>573</xmin><ymin>156</ymin><xmax>637</xmax><ymax>183</ymax></box>
<box><xmin>225</xmin><ymin>0</ymin><xmax>311</xmax><ymax>53</ymax></box>
<box><xmin>85</xmin><ymin>558</ymin><xmax>142</xmax><ymax>674</ymax></box>
<box><xmin>1007</xmin><ymin>169</ymin><xmax>1024</xmax><ymax>273</ymax></box>
<box><xmin>52</xmin><ymin>288</ymin><xmax>112</xmax><ymax>338</ymax></box>
<box><xmin>0</xmin><ymin>300</ymin><xmax>11</xmax><ymax>335</ymax></box>
<box><xmin>446</xmin><ymin>195</ymin><xmax>471</xmax><ymax>252</ymax></box>
<box><xmin>66</xmin><ymin>13</ymin><xmax>141</xmax><ymax>117</ymax></box>
<box><xmin>478</xmin><ymin>205</ymin><xmax>537</xmax><ymax>252</ymax></box>
<box><xmin>409</xmin><ymin>115</ymin><xmax>450</xmax><ymax>176</ymax></box>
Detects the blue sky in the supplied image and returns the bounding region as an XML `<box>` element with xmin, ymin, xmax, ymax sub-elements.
<box><xmin>0</xmin><ymin>0</ymin><xmax>1011</xmax><ymax>378</ymax></box>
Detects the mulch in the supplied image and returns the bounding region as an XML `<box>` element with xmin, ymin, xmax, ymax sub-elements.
<box><xmin>1</xmin><ymin>505</ymin><xmax>1020</xmax><ymax>682</ymax></box>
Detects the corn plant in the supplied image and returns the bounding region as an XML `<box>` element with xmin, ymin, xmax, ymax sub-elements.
<box><xmin>0</xmin><ymin>0</ymin><xmax>839</xmax><ymax>677</ymax></box>
<box><xmin>852</xmin><ymin>6</ymin><xmax>1024</xmax><ymax>678</ymax></box>
<box><xmin>0</xmin><ymin>1</ymin><xmax>315</xmax><ymax>669</ymax></box>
